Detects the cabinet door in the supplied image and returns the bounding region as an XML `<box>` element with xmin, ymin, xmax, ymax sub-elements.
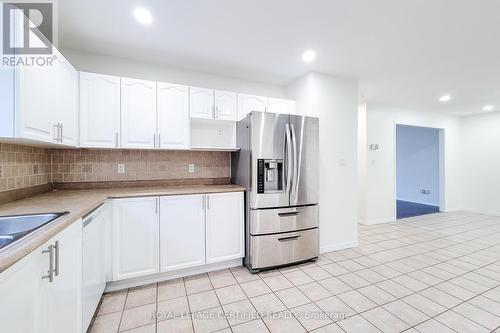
<box><xmin>190</xmin><ymin>87</ymin><xmax>214</xmax><ymax>119</ymax></box>
<box><xmin>121</xmin><ymin>78</ymin><xmax>157</xmax><ymax>148</ymax></box>
<box><xmin>82</xmin><ymin>210</ymin><xmax>105</xmax><ymax>331</ymax></box>
<box><xmin>80</xmin><ymin>72</ymin><xmax>121</xmax><ymax>148</ymax></box>
<box><xmin>215</xmin><ymin>90</ymin><xmax>237</xmax><ymax>121</ymax></box>
<box><xmin>54</xmin><ymin>50</ymin><xmax>78</xmax><ymax>146</ymax></box>
<box><xmin>206</xmin><ymin>192</ymin><xmax>244</xmax><ymax>264</ymax></box>
<box><xmin>268</xmin><ymin>98</ymin><xmax>296</xmax><ymax>115</ymax></box>
<box><xmin>237</xmin><ymin>94</ymin><xmax>268</xmax><ymax>121</ymax></box>
<box><xmin>17</xmin><ymin>60</ymin><xmax>57</xmax><ymax>143</ymax></box>
<box><xmin>112</xmin><ymin>197</ymin><xmax>159</xmax><ymax>280</ymax></box>
<box><xmin>157</xmin><ymin>82</ymin><xmax>190</xmax><ymax>149</ymax></box>
<box><xmin>159</xmin><ymin>195</ymin><xmax>205</xmax><ymax>271</ymax></box>
<box><xmin>0</xmin><ymin>244</ymin><xmax>44</xmax><ymax>333</ymax></box>
<box><xmin>43</xmin><ymin>221</ymin><xmax>82</xmax><ymax>333</ymax></box>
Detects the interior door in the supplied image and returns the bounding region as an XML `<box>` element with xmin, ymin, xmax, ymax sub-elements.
<box><xmin>289</xmin><ymin>115</ymin><xmax>319</xmax><ymax>206</ymax></box>
<box><xmin>250</xmin><ymin>112</ymin><xmax>290</xmax><ymax>209</ymax></box>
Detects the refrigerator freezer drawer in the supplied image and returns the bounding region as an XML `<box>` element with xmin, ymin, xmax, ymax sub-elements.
<box><xmin>250</xmin><ymin>228</ymin><xmax>318</xmax><ymax>269</ymax></box>
<box><xmin>250</xmin><ymin>205</ymin><xmax>318</xmax><ymax>235</ymax></box>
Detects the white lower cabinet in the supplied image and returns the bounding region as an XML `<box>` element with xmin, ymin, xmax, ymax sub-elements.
<box><xmin>0</xmin><ymin>219</ymin><xmax>82</xmax><ymax>333</ymax></box>
<box><xmin>112</xmin><ymin>197</ymin><xmax>160</xmax><ymax>280</ymax></box>
<box><xmin>0</xmin><ymin>241</ymin><xmax>44</xmax><ymax>333</ymax></box>
<box><xmin>206</xmin><ymin>192</ymin><xmax>245</xmax><ymax>264</ymax></box>
<box><xmin>159</xmin><ymin>195</ymin><xmax>205</xmax><ymax>271</ymax></box>
<box><xmin>43</xmin><ymin>221</ymin><xmax>82</xmax><ymax>333</ymax></box>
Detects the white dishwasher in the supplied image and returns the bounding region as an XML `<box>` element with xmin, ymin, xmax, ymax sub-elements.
<box><xmin>82</xmin><ymin>205</ymin><xmax>106</xmax><ymax>332</ymax></box>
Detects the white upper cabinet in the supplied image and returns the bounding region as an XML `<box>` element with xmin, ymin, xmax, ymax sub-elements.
<box><xmin>53</xmin><ymin>50</ymin><xmax>78</xmax><ymax>146</ymax></box>
<box><xmin>190</xmin><ymin>87</ymin><xmax>214</xmax><ymax>120</ymax></box>
<box><xmin>157</xmin><ymin>82</ymin><xmax>190</xmax><ymax>149</ymax></box>
<box><xmin>237</xmin><ymin>94</ymin><xmax>268</xmax><ymax>121</ymax></box>
<box><xmin>205</xmin><ymin>192</ymin><xmax>244</xmax><ymax>264</ymax></box>
<box><xmin>215</xmin><ymin>90</ymin><xmax>237</xmax><ymax>121</ymax></box>
<box><xmin>0</xmin><ymin>10</ymin><xmax>78</xmax><ymax>146</ymax></box>
<box><xmin>112</xmin><ymin>197</ymin><xmax>160</xmax><ymax>281</ymax></box>
<box><xmin>80</xmin><ymin>72</ymin><xmax>121</xmax><ymax>148</ymax></box>
<box><xmin>121</xmin><ymin>78</ymin><xmax>157</xmax><ymax>149</ymax></box>
<box><xmin>159</xmin><ymin>195</ymin><xmax>205</xmax><ymax>272</ymax></box>
<box><xmin>268</xmin><ymin>97</ymin><xmax>296</xmax><ymax>115</ymax></box>
<box><xmin>190</xmin><ymin>87</ymin><xmax>237</xmax><ymax>121</ymax></box>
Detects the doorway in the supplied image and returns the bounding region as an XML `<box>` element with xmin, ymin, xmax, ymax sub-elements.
<box><xmin>396</xmin><ymin>124</ymin><xmax>442</xmax><ymax>219</ymax></box>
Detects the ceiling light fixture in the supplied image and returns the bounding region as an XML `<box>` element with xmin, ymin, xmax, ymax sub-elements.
<box><xmin>134</xmin><ymin>7</ymin><xmax>153</xmax><ymax>25</ymax></box>
<box><xmin>482</xmin><ymin>105</ymin><xmax>494</xmax><ymax>111</ymax></box>
<box><xmin>439</xmin><ymin>95</ymin><xmax>451</xmax><ymax>102</ymax></box>
<box><xmin>302</xmin><ymin>50</ymin><xmax>316</xmax><ymax>63</ymax></box>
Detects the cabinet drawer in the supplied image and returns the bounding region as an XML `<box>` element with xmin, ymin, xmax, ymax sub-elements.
<box><xmin>250</xmin><ymin>228</ymin><xmax>318</xmax><ymax>269</ymax></box>
<box><xmin>250</xmin><ymin>205</ymin><xmax>318</xmax><ymax>235</ymax></box>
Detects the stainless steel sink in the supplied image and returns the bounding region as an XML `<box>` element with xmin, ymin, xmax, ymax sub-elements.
<box><xmin>0</xmin><ymin>212</ymin><xmax>68</xmax><ymax>250</ymax></box>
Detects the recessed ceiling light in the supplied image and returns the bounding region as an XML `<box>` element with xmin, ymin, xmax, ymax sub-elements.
<box><xmin>439</xmin><ymin>95</ymin><xmax>451</xmax><ymax>102</ymax></box>
<box><xmin>482</xmin><ymin>105</ymin><xmax>494</xmax><ymax>111</ymax></box>
<box><xmin>134</xmin><ymin>7</ymin><xmax>153</xmax><ymax>25</ymax></box>
<box><xmin>302</xmin><ymin>50</ymin><xmax>316</xmax><ymax>63</ymax></box>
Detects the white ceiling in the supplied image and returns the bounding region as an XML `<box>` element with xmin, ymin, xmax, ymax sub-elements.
<box><xmin>59</xmin><ymin>0</ymin><xmax>500</xmax><ymax>115</ymax></box>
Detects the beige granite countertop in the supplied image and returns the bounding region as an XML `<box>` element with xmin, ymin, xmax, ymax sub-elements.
<box><xmin>0</xmin><ymin>184</ymin><xmax>245</xmax><ymax>273</ymax></box>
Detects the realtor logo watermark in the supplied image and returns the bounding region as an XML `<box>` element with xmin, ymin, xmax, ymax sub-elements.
<box><xmin>2</xmin><ymin>1</ymin><xmax>56</xmax><ymax>67</ymax></box>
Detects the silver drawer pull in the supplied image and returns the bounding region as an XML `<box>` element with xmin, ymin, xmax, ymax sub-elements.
<box><xmin>278</xmin><ymin>235</ymin><xmax>301</xmax><ymax>242</ymax></box>
<box><xmin>41</xmin><ymin>244</ymin><xmax>54</xmax><ymax>282</ymax></box>
<box><xmin>278</xmin><ymin>212</ymin><xmax>299</xmax><ymax>217</ymax></box>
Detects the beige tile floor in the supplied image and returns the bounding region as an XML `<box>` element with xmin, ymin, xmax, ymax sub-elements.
<box><xmin>89</xmin><ymin>211</ymin><xmax>500</xmax><ymax>333</ymax></box>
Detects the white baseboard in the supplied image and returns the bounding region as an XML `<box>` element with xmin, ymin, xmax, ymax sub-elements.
<box><xmin>105</xmin><ymin>258</ymin><xmax>243</xmax><ymax>292</ymax></box>
<box><xmin>320</xmin><ymin>241</ymin><xmax>359</xmax><ymax>254</ymax></box>
<box><xmin>359</xmin><ymin>217</ymin><xmax>395</xmax><ymax>225</ymax></box>
<box><xmin>461</xmin><ymin>208</ymin><xmax>500</xmax><ymax>217</ymax></box>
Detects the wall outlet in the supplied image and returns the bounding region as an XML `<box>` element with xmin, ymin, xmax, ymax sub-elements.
<box><xmin>188</xmin><ymin>164</ymin><xmax>195</xmax><ymax>173</ymax></box>
<box><xmin>420</xmin><ymin>189</ymin><xmax>430</xmax><ymax>195</ymax></box>
<box><xmin>117</xmin><ymin>164</ymin><xmax>125</xmax><ymax>174</ymax></box>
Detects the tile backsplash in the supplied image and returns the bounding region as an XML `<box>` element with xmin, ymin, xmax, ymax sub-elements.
<box><xmin>0</xmin><ymin>143</ymin><xmax>231</xmax><ymax>194</ymax></box>
<box><xmin>0</xmin><ymin>143</ymin><xmax>51</xmax><ymax>192</ymax></box>
<box><xmin>50</xmin><ymin>149</ymin><xmax>230</xmax><ymax>183</ymax></box>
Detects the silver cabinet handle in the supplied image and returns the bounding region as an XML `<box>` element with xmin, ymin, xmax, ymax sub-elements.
<box><xmin>202</xmin><ymin>195</ymin><xmax>205</xmax><ymax>210</ymax></box>
<box><xmin>53</xmin><ymin>124</ymin><xmax>59</xmax><ymax>142</ymax></box>
<box><xmin>42</xmin><ymin>244</ymin><xmax>54</xmax><ymax>282</ymax></box>
<box><xmin>115</xmin><ymin>132</ymin><xmax>119</xmax><ymax>148</ymax></box>
<box><xmin>59</xmin><ymin>123</ymin><xmax>63</xmax><ymax>143</ymax></box>
<box><xmin>216</xmin><ymin>106</ymin><xmax>220</xmax><ymax>119</ymax></box>
<box><xmin>54</xmin><ymin>240</ymin><xmax>60</xmax><ymax>276</ymax></box>
<box><xmin>211</xmin><ymin>105</ymin><xmax>215</xmax><ymax>119</ymax></box>
<box><xmin>207</xmin><ymin>196</ymin><xmax>210</xmax><ymax>210</ymax></box>
<box><xmin>158</xmin><ymin>134</ymin><xmax>161</xmax><ymax>149</ymax></box>
<box><xmin>153</xmin><ymin>133</ymin><xmax>156</xmax><ymax>148</ymax></box>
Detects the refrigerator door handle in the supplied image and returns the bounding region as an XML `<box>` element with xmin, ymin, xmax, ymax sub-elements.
<box><xmin>285</xmin><ymin>123</ymin><xmax>293</xmax><ymax>195</ymax></box>
<box><xmin>290</xmin><ymin>124</ymin><xmax>298</xmax><ymax>197</ymax></box>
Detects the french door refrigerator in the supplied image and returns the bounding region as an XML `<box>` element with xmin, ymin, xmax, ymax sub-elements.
<box><xmin>231</xmin><ymin>111</ymin><xmax>319</xmax><ymax>272</ymax></box>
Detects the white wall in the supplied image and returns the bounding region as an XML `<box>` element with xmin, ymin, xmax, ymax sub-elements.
<box><xmin>396</xmin><ymin>125</ymin><xmax>440</xmax><ymax>206</ymax></box>
<box><xmin>62</xmin><ymin>48</ymin><xmax>285</xmax><ymax>98</ymax></box>
<box><xmin>286</xmin><ymin>72</ymin><xmax>359</xmax><ymax>252</ymax></box>
<box><xmin>461</xmin><ymin>111</ymin><xmax>500</xmax><ymax>216</ymax></box>
<box><xmin>363</xmin><ymin>104</ymin><xmax>463</xmax><ymax>224</ymax></box>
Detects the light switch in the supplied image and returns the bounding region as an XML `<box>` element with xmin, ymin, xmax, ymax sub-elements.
<box><xmin>189</xmin><ymin>164</ymin><xmax>195</xmax><ymax>173</ymax></box>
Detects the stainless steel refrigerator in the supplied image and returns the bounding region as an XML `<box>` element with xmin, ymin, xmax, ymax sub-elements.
<box><xmin>231</xmin><ymin>111</ymin><xmax>319</xmax><ymax>273</ymax></box>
